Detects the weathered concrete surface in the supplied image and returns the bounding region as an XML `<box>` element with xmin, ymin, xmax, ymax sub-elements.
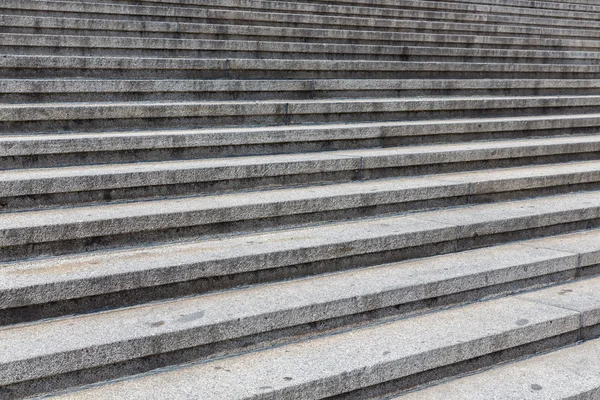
<box><xmin>5</xmin><ymin>0</ymin><xmax>600</xmax><ymax>39</ymax></box>
<box><xmin>4</xmin><ymin>33</ymin><xmax>600</xmax><ymax>64</ymax></box>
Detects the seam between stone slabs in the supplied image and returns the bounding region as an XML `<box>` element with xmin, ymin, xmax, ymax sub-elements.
<box><xmin>517</xmin><ymin>296</ymin><xmax>586</xmax><ymax>342</ymax></box>
<box><xmin>520</xmin><ymin>241</ymin><xmax>584</xmax><ymax>279</ymax></box>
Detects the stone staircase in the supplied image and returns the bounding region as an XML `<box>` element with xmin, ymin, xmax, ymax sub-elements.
<box><xmin>3</xmin><ymin>0</ymin><xmax>600</xmax><ymax>398</ymax></box>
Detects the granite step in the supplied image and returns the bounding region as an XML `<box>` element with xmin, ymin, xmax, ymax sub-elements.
<box><xmin>3</xmin><ymin>114</ymin><xmax>600</xmax><ymax>168</ymax></box>
<box><xmin>400</xmin><ymin>279</ymin><xmax>600</xmax><ymax>399</ymax></box>
<box><xmin>6</xmin><ymin>166</ymin><xmax>600</xmax><ymax>260</ymax></box>
<box><xmin>39</xmin><ymin>0</ymin><xmax>600</xmax><ymax>23</ymax></box>
<box><xmin>4</xmin><ymin>95</ymin><xmax>600</xmax><ymax>134</ymax></box>
<box><xmin>7</xmin><ymin>78</ymin><xmax>600</xmax><ymax>103</ymax></box>
<box><xmin>2</xmin><ymin>230</ymin><xmax>600</xmax><ymax>399</ymax></box>
<box><xmin>5</xmin><ymin>0</ymin><xmax>600</xmax><ymax>38</ymax></box>
<box><xmin>4</xmin><ymin>15</ymin><xmax>600</xmax><ymax>51</ymax></box>
<box><xmin>304</xmin><ymin>0</ymin><xmax>600</xmax><ymax>13</ymax></box>
<box><xmin>6</xmin><ymin>34</ymin><xmax>600</xmax><ymax>64</ymax></box>
<box><xmin>415</xmin><ymin>0</ymin><xmax>600</xmax><ymax>12</ymax></box>
<box><xmin>4</xmin><ymin>114</ymin><xmax>600</xmax><ymax>169</ymax></box>
<box><xmin>33</xmin><ymin>274</ymin><xmax>600</xmax><ymax>400</ymax></box>
<box><xmin>5</xmin><ymin>55</ymin><xmax>599</xmax><ymax>80</ymax></box>
<box><xmin>4</xmin><ymin>141</ymin><xmax>600</xmax><ymax>211</ymax></box>
<box><xmin>2</xmin><ymin>190</ymin><xmax>600</xmax><ymax>316</ymax></box>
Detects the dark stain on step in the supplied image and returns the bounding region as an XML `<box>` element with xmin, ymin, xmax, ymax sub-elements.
<box><xmin>149</xmin><ymin>321</ymin><xmax>165</xmax><ymax>327</ymax></box>
<box><xmin>559</xmin><ymin>289</ymin><xmax>573</xmax><ymax>295</ymax></box>
<box><xmin>283</xmin><ymin>377</ymin><xmax>293</xmax><ymax>381</ymax></box>
<box><xmin>176</xmin><ymin>310</ymin><xmax>205</xmax><ymax>323</ymax></box>
<box><xmin>531</xmin><ymin>384</ymin><xmax>543</xmax><ymax>391</ymax></box>
<box><xmin>516</xmin><ymin>319</ymin><xmax>529</xmax><ymax>326</ymax></box>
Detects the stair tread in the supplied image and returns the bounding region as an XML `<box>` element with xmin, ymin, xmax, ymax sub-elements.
<box><xmin>5</xmin><ymin>14</ymin><xmax>600</xmax><ymax>50</ymax></box>
<box><xmin>400</xmin><ymin>322</ymin><xmax>600</xmax><ymax>399</ymax></box>
<box><xmin>2</xmin><ymin>134</ymin><xmax>600</xmax><ymax>196</ymax></box>
<box><xmin>3</xmin><ymin>112</ymin><xmax>600</xmax><ymax>156</ymax></box>
<box><xmin>24</xmin><ymin>0</ymin><xmax>600</xmax><ymax>22</ymax></box>
<box><xmin>4</xmin><ymin>0</ymin><xmax>600</xmax><ymax>396</ymax></box>
<box><xmin>5</xmin><ymin>54</ymin><xmax>600</xmax><ymax>70</ymax></box>
<box><xmin>2</xmin><ymin>95</ymin><xmax>600</xmax><ymax>124</ymax></box>
<box><xmin>7</xmin><ymin>0</ymin><xmax>600</xmax><ymax>35</ymax></box>
<box><xmin>35</xmin><ymin>286</ymin><xmax>583</xmax><ymax>399</ymax></box>
<box><xmin>3</xmin><ymin>190</ymin><xmax>600</xmax><ymax>309</ymax></box>
<box><xmin>6</xmin><ymin>33</ymin><xmax>600</xmax><ymax>59</ymax></box>
<box><xmin>3</xmin><ymin>78</ymin><xmax>600</xmax><ymax>93</ymax></box>
<box><xmin>3</xmin><ymin>228</ymin><xmax>599</xmax><ymax>385</ymax></box>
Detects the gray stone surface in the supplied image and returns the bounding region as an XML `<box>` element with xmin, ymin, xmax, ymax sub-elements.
<box><xmin>5</xmin><ymin>0</ymin><xmax>600</xmax><ymax>39</ymax></box>
<box><xmin>417</xmin><ymin>190</ymin><xmax>600</xmax><ymax>239</ymax></box>
<box><xmin>525</xmin><ymin>229</ymin><xmax>600</xmax><ymax>267</ymax></box>
<box><xmin>4</xmin><ymin>14</ymin><xmax>600</xmax><ymax>51</ymax></box>
<box><xmin>3</xmin><ymin>33</ymin><xmax>600</xmax><ymax>64</ymax></box>
<box><xmin>5</xmin><ymin>0</ymin><xmax>600</xmax><ymax>396</ymax></box>
<box><xmin>0</xmin><ymin>242</ymin><xmax>576</xmax><ymax>385</ymax></box>
<box><xmin>37</xmin><ymin>0</ymin><xmax>600</xmax><ymax>23</ymax></box>
<box><xmin>521</xmin><ymin>276</ymin><xmax>600</xmax><ymax>328</ymax></box>
<box><xmin>398</xmin><ymin>339</ymin><xmax>600</xmax><ymax>400</ymax></box>
<box><xmin>3</xmin><ymin>114</ymin><xmax>600</xmax><ymax>159</ymax></box>
<box><xmin>2</xmin><ymin>193</ymin><xmax>600</xmax><ymax>309</ymax></box>
<box><xmin>5</xmin><ymin>78</ymin><xmax>600</xmax><ymax>103</ymax></box>
<box><xmin>3</xmin><ymin>55</ymin><xmax>599</xmax><ymax>80</ymax></box>
<box><xmin>5</xmin><ymin>95</ymin><xmax>600</xmax><ymax>133</ymax></box>
<box><xmin>4</xmin><ymin>140</ymin><xmax>600</xmax><ymax>200</ymax></box>
<box><xmin>40</xmin><ymin>297</ymin><xmax>579</xmax><ymax>399</ymax></box>
<box><xmin>0</xmin><ymin>214</ymin><xmax>457</xmax><ymax>307</ymax></box>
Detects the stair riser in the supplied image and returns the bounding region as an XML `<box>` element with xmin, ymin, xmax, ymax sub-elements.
<box><xmin>0</xmin><ymin>268</ymin><xmax>591</xmax><ymax>399</ymax></box>
<box><xmin>4</xmin><ymin>6</ymin><xmax>600</xmax><ymax>41</ymax></box>
<box><xmin>2</xmin><ymin>179</ymin><xmax>600</xmax><ymax>262</ymax></box>
<box><xmin>5</xmin><ymin>2</ymin><xmax>600</xmax><ymax>39</ymax></box>
<box><xmin>73</xmin><ymin>0</ymin><xmax>600</xmax><ymax>17</ymax></box>
<box><xmin>27</xmin><ymin>0</ymin><xmax>600</xmax><ymax>24</ymax></box>
<box><xmin>4</xmin><ymin>154</ymin><xmax>600</xmax><ymax>213</ymax></box>
<box><xmin>5</xmin><ymin>45</ymin><xmax>598</xmax><ymax>65</ymax></box>
<box><xmin>318</xmin><ymin>0</ymin><xmax>600</xmax><ymax>11</ymax></box>
<box><xmin>4</xmin><ymin>104</ymin><xmax>600</xmax><ymax>134</ymax></box>
<box><xmin>3</xmin><ymin>16</ymin><xmax>598</xmax><ymax>51</ymax></box>
<box><xmin>5</xmin><ymin>124</ymin><xmax>600</xmax><ymax>170</ymax></box>
<box><xmin>6</xmin><ymin>83</ymin><xmax>600</xmax><ymax>103</ymax></box>
<box><xmin>4</xmin><ymin>62</ymin><xmax>597</xmax><ymax>80</ymax></box>
<box><xmin>10</xmin><ymin>87</ymin><xmax>600</xmax><ymax>103</ymax></box>
<box><xmin>4</xmin><ymin>26</ymin><xmax>600</xmax><ymax>52</ymax></box>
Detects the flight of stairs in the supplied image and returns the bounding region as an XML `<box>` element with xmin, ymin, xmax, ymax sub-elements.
<box><xmin>3</xmin><ymin>0</ymin><xmax>600</xmax><ymax>398</ymax></box>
